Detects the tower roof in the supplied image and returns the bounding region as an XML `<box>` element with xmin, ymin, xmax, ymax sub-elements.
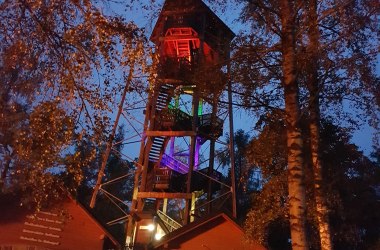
<box><xmin>150</xmin><ymin>0</ymin><xmax>235</xmax><ymax>45</ymax></box>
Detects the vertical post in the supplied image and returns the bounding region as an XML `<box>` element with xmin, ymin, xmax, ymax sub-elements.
<box><xmin>207</xmin><ymin>139</ymin><xmax>216</xmax><ymax>213</ymax></box>
<box><xmin>191</xmin><ymin>192</ymin><xmax>196</xmax><ymax>222</ymax></box>
<box><xmin>125</xmin><ymin>222</ymin><xmax>134</xmax><ymax>250</ymax></box>
<box><xmin>184</xmin><ymin>89</ymin><xmax>199</xmax><ymax>224</ymax></box>
<box><xmin>170</xmin><ymin>95</ymin><xmax>180</xmax><ymax>157</ymax></box>
<box><xmin>170</xmin><ymin>137</ymin><xmax>175</xmax><ymax>157</ymax></box>
<box><xmin>207</xmin><ymin>97</ymin><xmax>218</xmax><ymax>213</ymax></box>
<box><xmin>186</xmin><ymin>13</ymin><xmax>205</xmax><ymax>222</ymax></box>
<box><xmin>138</xmin><ymin>85</ymin><xmax>161</xmax><ymax>210</ymax></box>
<box><xmin>194</xmin><ymin>137</ymin><xmax>201</xmax><ymax>170</ymax></box>
<box><xmin>227</xmin><ymin>62</ymin><xmax>237</xmax><ymax>219</ymax></box>
<box><xmin>163</xmin><ymin>198</ymin><xmax>168</xmax><ymax>214</ymax></box>
<box><xmin>194</xmin><ymin>99</ymin><xmax>203</xmax><ymax>170</ymax></box>
<box><xmin>126</xmin><ymin>86</ymin><xmax>153</xmax><ymax>249</ymax></box>
<box><xmin>139</xmin><ymin>138</ymin><xmax>153</xmax><ymax>195</ymax></box>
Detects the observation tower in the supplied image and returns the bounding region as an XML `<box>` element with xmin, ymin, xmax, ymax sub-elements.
<box><xmin>128</xmin><ymin>0</ymin><xmax>235</xmax><ymax>248</ymax></box>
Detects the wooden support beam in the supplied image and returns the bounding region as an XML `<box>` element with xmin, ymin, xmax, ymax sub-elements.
<box><xmin>146</xmin><ymin>131</ymin><xmax>195</xmax><ymax>137</ymax></box>
<box><xmin>160</xmin><ymin>79</ymin><xmax>182</xmax><ymax>84</ymax></box>
<box><xmin>137</xmin><ymin>192</ymin><xmax>192</xmax><ymax>199</ymax></box>
<box><xmin>160</xmin><ymin>36</ymin><xmax>199</xmax><ymax>42</ymax></box>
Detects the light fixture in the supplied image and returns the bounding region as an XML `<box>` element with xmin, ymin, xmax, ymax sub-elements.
<box><xmin>147</xmin><ymin>224</ymin><xmax>155</xmax><ymax>232</ymax></box>
<box><xmin>155</xmin><ymin>233</ymin><xmax>163</xmax><ymax>240</ymax></box>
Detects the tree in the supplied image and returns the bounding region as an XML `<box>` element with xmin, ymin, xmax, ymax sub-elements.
<box><xmin>245</xmin><ymin>115</ymin><xmax>380</xmax><ymax>249</ymax></box>
<box><xmin>319</xmin><ymin>122</ymin><xmax>380</xmax><ymax>250</ymax></box>
<box><xmin>243</xmin><ymin>112</ymin><xmax>290</xmax><ymax>248</ymax></box>
<box><xmin>234</xmin><ymin>1</ymin><xmax>310</xmax><ymax>248</ymax></box>
<box><xmin>304</xmin><ymin>0</ymin><xmax>332</xmax><ymax>248</ymax></box>
<box><xmin>4</xmin><ymin>101</ymin><xmax>75</xmax><ymax>206</ymax></box>
<box><xmin>233</xmin><ymin>0</ymin><xmax>379</xmax><ymax>131</ymax></box>
<box><xmin>217</xmin><ymin>129</ymin><xmax>258</xmax><ymax>223</ymax></box>
<box><xmin>280</xmin><ymin>1</ymin><xmax>310</xmax><ymax>247</ymax></box>
<box><xmin>299</xmin><ymin>1</ymin><xmax>379</xmax><ymax>247</ymax></box>
<box><xmin>0</xmin><ymin>0</ymin><xmax>149</xmax><ymax>206</ymax></box>
<box><xmin>233</xmin><ymin>0</ymin><xmax>379</xmax><ymax>248</ymax></box>
<box><xmin>74</xmin><ymin>125</ymin><xmax>134</xmax><ymax>245</ymax></box>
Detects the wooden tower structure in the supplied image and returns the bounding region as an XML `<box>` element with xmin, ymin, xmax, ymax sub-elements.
<box><xmin>126</xmin><ymin>0</ymin><xmax>235</xmax><ymax>248</ymax></box>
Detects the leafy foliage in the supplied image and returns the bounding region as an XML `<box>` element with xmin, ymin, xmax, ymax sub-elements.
<box><xmin>232</xmin><ymin>1</ymin><xmax>378</xmax><ymax>248</ymax></box>
<box><xmin>217</xmin><ymin>129</ymin><xmax>261</xmax><ymax>223</ymax></box>
<box><xmin>0</xmin><ymin>0</ymin><xmax>150</xmax><ymax>206</ymax></box>
<box><xmin>232</xmin><ymin>0</ymin><xmax>379</xmax><ymax>138</ymax></box>
<box><xmin>245</xmin><ymin>116</ymin><xmax>380</xmax><ymax>249</ymax></box>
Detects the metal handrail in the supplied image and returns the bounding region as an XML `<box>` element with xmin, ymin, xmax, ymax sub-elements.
<box><xmin>157</xmin><ymin>210</ymin><xmax>182</xmax><ymax>232</ymax></box>
<box><xmin>161</xmin><ymin>154</ymin><xmax>189</xmax><ymax>174</ymax></box>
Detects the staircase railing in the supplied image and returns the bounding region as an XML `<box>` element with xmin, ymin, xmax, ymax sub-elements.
<box><xmin>149</xmin><ymin>84</ymin><xmax>173</xmax><ymax>162</ymax></box>
<box><xmin>157</xmin><ymin>210</ymin><xmax>182</xmax><ymax>232</ymax></box>
<box><xmin>160</xmin><ymin>154</ymin><xmax>189</xmax><ymax>174</ymax></box>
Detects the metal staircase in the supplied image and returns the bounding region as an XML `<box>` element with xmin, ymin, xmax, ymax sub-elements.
<box><xmin>155</xmin><ymin>84</ymin><xmax>173</xmax><ymax>112</ymax></box>
<box><xmin>160</xmin><ymin>154</ymin><xmax>190</xmax><ymax>174</ymax></box>
<box><xmin>148</xmin><ymin>84</ymin><xmax>173</xmax><ymax>163</ymax></box>
<box><xmin>157</xmin><ymin>210</ymin><xmax>182</xmax><ymax>232</ymax></box>
<box><xmin>149</xmin><ymin>136</ymin><xmax>166</xmax><ymax>162</ymax></box>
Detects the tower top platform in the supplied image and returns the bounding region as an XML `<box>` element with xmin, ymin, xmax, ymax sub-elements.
<box><xmin>150</xmin><ymin>0</ymin><xmax>235</xmax><ymax>50</ymax></box>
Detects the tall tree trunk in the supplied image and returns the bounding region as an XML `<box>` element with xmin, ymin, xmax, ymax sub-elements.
<box><xmin>280</xmin><ymin>0</ymin><xmax>309</xmax><ymax>249</ymax></box>
<box><xmin>90</xmin><ymin>63</ymin><xmax>134</xmax><ymax>208</ymax></box>
<box><xmin>306</xmin><ymin>0</ymin><xmax>333</xmax><ymax>249</ymax></box>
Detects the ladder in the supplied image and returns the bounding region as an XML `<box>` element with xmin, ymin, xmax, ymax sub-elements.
<box><xmin>176</xmin><ymin>40</ymin><xmax>191</xmax><ymax>59</ymax></box>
